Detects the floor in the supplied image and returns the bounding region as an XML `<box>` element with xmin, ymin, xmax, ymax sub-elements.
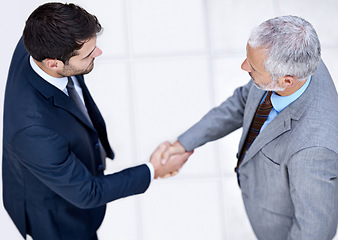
<box><xmin>1</xmin><ymin>0</ymin><xmax>338</xmax><ymax>239</ymax></box>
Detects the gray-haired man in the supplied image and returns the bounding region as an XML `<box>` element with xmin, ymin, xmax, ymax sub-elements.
<box><xmin>161</xmin><ymin>16</ymin><xmax>338</xmax><ymax>239</ymax></box>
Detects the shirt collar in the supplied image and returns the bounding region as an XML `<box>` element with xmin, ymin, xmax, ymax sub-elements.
<box><xmin>271</xmin><ymin>75</ymin><xmax>312</xmax><ymax>113</ymax></box>
<box><xmin>29</xmin><ymin>56</ymin><xmax>68</xmax><ymax>93</ymax></box>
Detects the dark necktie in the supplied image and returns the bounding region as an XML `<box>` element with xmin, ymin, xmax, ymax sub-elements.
<box><xmin>235</xmin><ymin>91</ymin><xmax>273</xmax><ymax>175</ymax></box>
<box><xmin>67</xmin><ymin>76</ymin><xmax>106</xmax><ymax>169</ymax></box>
<box><xmin>67</xmin><ymin>77</ymin><xmax>92</xmax><ymax>124</ymax></box>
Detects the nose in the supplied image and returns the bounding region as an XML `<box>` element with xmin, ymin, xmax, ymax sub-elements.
<box><xmin>241</xmin><ymin>58</ymin><xmax>251</xmax><ymax>72</ymax></box>
<box><xmin>93</xmin><ymin>47</ymin><xmax>103</xmax><ymax>58</ymax></box>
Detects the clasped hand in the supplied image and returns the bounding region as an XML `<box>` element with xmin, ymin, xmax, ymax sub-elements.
<box><xmin>150</xmin><ymin>141</ymin><xmax>193</xmax><ymax>179</ymax></box>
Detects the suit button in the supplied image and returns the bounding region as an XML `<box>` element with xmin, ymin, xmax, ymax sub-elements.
<box><xmin>97</xmin><ymin>164</ymin><xmax>103</xmax><ymax>171</ymax></box>
<box><xmin>95</xmin><ymin>142</ymin><xmax>99</xmax><ymax>149</ymax></box>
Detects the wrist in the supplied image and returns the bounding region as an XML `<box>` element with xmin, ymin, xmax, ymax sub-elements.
<box><xmin>173</xmin><ymin>140</ymin><xmax>186</xmax><ymax>153</ymax></box>
<box><xmin>145</xmin><ymin>162</ymin><xmax>155</xmax><ymax>181</ymax></box>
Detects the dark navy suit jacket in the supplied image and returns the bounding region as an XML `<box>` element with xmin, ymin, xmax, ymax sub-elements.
<box><xmin>2</xmin><ymin>38</ymin><xmax>150</xmax><ymax>239</ymax></box>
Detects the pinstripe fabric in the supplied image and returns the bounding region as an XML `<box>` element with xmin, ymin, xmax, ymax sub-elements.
<box><xmin>235</xmin><ymin>91</ymin><xmax>273</xmax><ymax>175</ymax></box>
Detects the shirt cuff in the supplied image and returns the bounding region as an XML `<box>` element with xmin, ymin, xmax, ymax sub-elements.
<box><xmin>145</xmin><ymin>162</ymin><xmax>155</xmax><ymax>182</ymax></box>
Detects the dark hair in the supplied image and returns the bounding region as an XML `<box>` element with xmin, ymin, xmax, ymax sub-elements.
<box><xmin>23</xmin><ymin>2</ymin><xmax>102</xmax><ymax>63</ymax></box>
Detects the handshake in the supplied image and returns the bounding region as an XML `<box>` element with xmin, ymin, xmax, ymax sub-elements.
<box><xmin>149</xmin><ymin>141</ymin><xmax>194</xmax><ymax>179</ymax></box>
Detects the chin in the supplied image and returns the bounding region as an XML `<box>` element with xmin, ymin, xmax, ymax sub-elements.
<box><xmin>83</xmin><ymin>64</ymin><xmax>94</xmax><ymax>75</ymax></box>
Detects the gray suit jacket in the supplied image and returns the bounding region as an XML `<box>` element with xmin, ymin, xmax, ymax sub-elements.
<box><xmin>178</xmin><ymin>60</ymin><xmax>338</xmax><ymax>240</ymax></box>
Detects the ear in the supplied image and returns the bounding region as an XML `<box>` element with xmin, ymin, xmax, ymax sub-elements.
<box><xmin>44</xmin><ymin>59</ymin><xmax>64</xmax><ymax>70</ymax></box>
<box><xmin>280</xmin><ymin>75</ymin><xmax>296</xmax><ymax>88</ymax></box>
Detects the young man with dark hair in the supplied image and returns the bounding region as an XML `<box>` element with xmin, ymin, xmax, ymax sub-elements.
<box><xmin>2</xmin><ymin>3</ymin><xmax>192</xmax><ymax>239</ymax></box>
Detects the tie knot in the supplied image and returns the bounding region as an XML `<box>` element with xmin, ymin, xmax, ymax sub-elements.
<box><xmin>67</xmin><ymin>76</ymin><xmax>75</xmax><ymax>89</ymax></box>
<box><xmin>264</xmin><ymin>91</ymin><xmax>272</xmax><ymax>104</ymax></box>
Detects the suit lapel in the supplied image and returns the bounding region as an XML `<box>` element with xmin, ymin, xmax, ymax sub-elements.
<box><xmin>76</xmin><ymin>76</ymin><xmax>115</xmax><ymax>159</ymax></box>
<box><xmin>238</xmin><ymin>86</ymin><xmax>265</xmax><ymax>155</ymax></box>
<box><xmin>75</xmin><ymin>76</ymin><xmax>105</xmax><ymax>131</ymax></box>
<box><xmin>53</xmin><ymin>92</ymin><xmax>95</xmax><ymax>130</ymax></box>
<box><xmin>240</xmin><ymin>109</ymin><xmax>292</xmax><ymax>167</ymax></box>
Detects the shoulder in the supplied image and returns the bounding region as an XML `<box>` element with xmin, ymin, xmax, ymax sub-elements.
<box><xmin>11</xmin><ymin>37</ymin><xmax>29</xmax><ymax>62</ymax></box>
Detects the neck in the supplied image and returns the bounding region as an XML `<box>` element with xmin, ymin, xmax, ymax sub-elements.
<box><xmin>276</xmin><ymin>78</ymin><xmax>308</xmax><ymax>96</ymax></box>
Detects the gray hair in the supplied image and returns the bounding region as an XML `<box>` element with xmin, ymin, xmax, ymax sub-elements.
<box><xmin>248</xmin><ymin>15</ymin><xmax>321</xmax><ymax>81</ymax></box>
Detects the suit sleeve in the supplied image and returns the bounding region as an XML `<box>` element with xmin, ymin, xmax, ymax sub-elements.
<box><xmin>178</xmin><ymin>80</ymin><xmax>253</xmax><ymax>151</ymax></box>
<box><xmin>11</xmin><ymin>125</ymin><xmax>151</xmax><ymax>209</ymax></box>
<box><xmin>287</xmin><ymin>147</ymin><xmax>338</xmax><ymax>240</ymax></box>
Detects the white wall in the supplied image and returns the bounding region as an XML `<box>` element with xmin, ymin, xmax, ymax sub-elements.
<box><xmin>1</xmin><ymin>0</ymin><xmax>338</xmax><ymax>239</ymax></box>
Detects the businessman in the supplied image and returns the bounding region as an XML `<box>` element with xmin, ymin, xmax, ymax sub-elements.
<box><xmin>162</xmin><ymin>16</ymin><xmax>338</xmax><ymax>239</ymax></box>
<box><xmin>2</xmin><ymin>3</ymin><xmax>192</xmax><ymax>240</ymax></box>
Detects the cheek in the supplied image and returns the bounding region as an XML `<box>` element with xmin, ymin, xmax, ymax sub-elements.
<box><xmin>77</xmin><ymin>60</ymin><xmax>92</xmax><ymax>69</ymax></box>
<box><xmin>86</xmin><ymin>58</ymin><xmax>94</xmax><ymax>65</ymax></box>
<box><xmin>251</xmin><ymin>73</ymin><xmax>268</xmax><ymax>85</ymax></box>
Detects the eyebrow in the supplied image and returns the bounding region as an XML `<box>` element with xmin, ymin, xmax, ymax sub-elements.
<box><xmin>83</xmin><ymin>46</ymin><xmax>97</xmax><ymax>59</ymax></box>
